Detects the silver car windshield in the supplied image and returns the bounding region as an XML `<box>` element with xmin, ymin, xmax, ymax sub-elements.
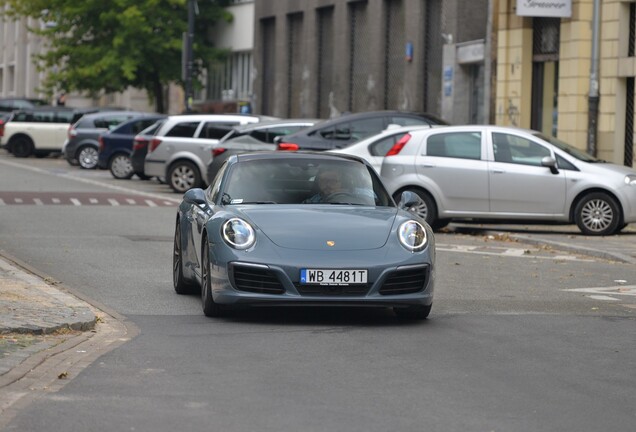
<box><xmin>533</xmin><ymin>132</ymin><xmax>600</xmax><ymax>162</ymax></box>
<box><xmin>223</xmin><ymin>158</ymin><xmax>393</xmax><ymax>206</ymax></box>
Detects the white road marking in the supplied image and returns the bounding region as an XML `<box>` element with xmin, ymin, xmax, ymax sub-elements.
<box><xmin>145</xmin><ymin>200</ymin><xmax>157</xmax><ymax>207</ymax></box>
<box><xmin>436</xmin><ymin>243</ymin><xmax>594</xmax><ymax>262</ymax></box>
<box><xmin>126</xmin><ymin>198</ymin><xmax>136</xmax><ymax>205</ymax></box>
<box><xmin>588</xmin><ymin>295</ymin><xmax>620</xmax><ymax>301</ymax></box>
<box><xmin>14</xmin><ymin>198</ymin><xmax>23</xmax><ymax>204</ymax></box>
<box><xmin>0</xmin><ymin>158</ymin><xmax>181</xmax><ymax>204</ymax></box>
<box><xmin>0</xmin><ymin>199</ymin><xmax>5</xmax><ymax>205</ymax></box>
<box><xmin>33</xmin><ymin>198</ymin><xmax>44</xmax><ymax>205</ymax></box>
<box><xmin>89</xmin><ymin>198</ymin><xmax>99</xmax><ymax>204</ymax></box>
<box><xmin>563</xmin><ymin>285</ymin><xmax>636</xmax><ymax>297</ymax></box>
<box><xmin>108</xmin><ymin>199</ymin><xmax>120</xmax><ymax>206</ymax></box>
<box><xmin>70</xmin><ymin>198</ymin><xmax>81</xmax><ymax>206</ymax></box>
<box><xmin>52</xmin><ymin>198</ymin><xmax>61</xmax><ymax>204</ymax></box>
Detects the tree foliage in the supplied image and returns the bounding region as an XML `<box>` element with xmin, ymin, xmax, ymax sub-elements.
<box><xmin>0</xmin><ymin>0</ymin><xmax>232</xmax><ymax>112</ymax></box>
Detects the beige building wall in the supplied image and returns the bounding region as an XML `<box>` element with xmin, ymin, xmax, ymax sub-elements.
<box><xmin>558</xmin><ymin>1</ymin><xmax>593</xmax><ymax>151</ymax></box>
<box><xmin>495</xmin><ymin>2</ymin><xmax>532</xmax><ymax>128</ymax></box>
<box><xmin>495</xmin><ymin>0</ymin><xmax>636</xmax><ymax>166</ymax></box>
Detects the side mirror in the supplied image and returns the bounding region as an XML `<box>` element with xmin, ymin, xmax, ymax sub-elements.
<box><xmin>183</xmin><ymin>188</ymin><xmax>207</xmax><ymax>205</ymax></box>
<box><xmin>398</xmin><ymin>191</ymin><xmax>423</xmax><ymax>211</ymax></box>
<box><xmin>541</xmin><ymin>156</ymin><xmax>559</xmax><ymax>174</ymax></box>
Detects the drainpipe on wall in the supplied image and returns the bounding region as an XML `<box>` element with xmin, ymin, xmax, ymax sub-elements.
<box><xmin>587</xmin><ymin>0</ymin><xmax>601</xmax><ymax>156</ymax></box>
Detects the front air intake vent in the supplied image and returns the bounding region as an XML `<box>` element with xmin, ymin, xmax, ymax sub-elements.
<box><xmin>379</xmin><ymin>265</ymin><xmax>429</xmax><ymax>295</ymax></box>
<box><xmin>230</xmin><ymin>264</ymin><xmax>285</xmax><ymax>294</ymax></box>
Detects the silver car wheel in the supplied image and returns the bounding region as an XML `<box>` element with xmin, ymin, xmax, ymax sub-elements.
<box><xmin>580</xmin><ymin>199</ymin><xmax>614</xmax><ymax>232</ymax></box>
<box><xmin>110</xmin><ymin>155</ymin><xmax>133</xmax><ymax>179</ymax></box>
<box><xmin>78</xmin><ymin>146</ymin><xmax>99</xmax><ymax>169</ymax></box>
<box><xmin>574</xmin><ymin>192</ymin><xmax>621</xmax><ymax>236</ymax></box>
<box><xmin>410</xmin><ymin>200</ymin><xmax>428</xmax><ymax>221</ymax></box>
<box><xmin>169</xmin><ymin>163</ymin><xmax>200</xmax><ymax>193</ymax></box>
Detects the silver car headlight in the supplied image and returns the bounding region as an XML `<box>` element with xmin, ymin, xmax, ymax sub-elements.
<box><xmin>222</xmin><ymin>218</ymin><xmax>256</xmax><ymax>250</ymax></box>
<box><xmin>398</xmin><ymin>220</ymin><xmax>428</xmax><ymax>252</ymax></box>
<box><xmin>625</xmin><ymin>175</ymin><xmax>636</xmax><ymax>186</ymax></box>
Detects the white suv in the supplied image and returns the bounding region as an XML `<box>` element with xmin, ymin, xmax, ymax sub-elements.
<box><xmin>0</xmin><ymin>107</ymin><xmax>76</xmax><ymax>157</ymax></box>
<box><xmin>144</xmin><ymin>114</ymin><xmax>268</xmax><ymax>192</ymax></box>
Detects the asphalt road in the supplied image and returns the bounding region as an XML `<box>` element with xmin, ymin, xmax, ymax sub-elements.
<box><xmin>1</xmin><ymin>153</ymin><xmax>635</xmax><ymax>431</ymax></box>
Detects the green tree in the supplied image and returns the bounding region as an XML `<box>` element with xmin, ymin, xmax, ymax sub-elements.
<box><xmin>0</xmin><ymin>0</ymin><xmax>232</xmax><ymax>112</ymax></box>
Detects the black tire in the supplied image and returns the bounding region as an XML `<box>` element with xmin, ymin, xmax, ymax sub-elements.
<box><xmin>173</xmin><ymin>221</ymin><xmax>198</xmax><ymax>295</ymax></box>
<box><xmin>109</xmin><ymin>154</ymin><xmax>134</xmax><ymax>179</ymax></box>
<box><xmin>77</xmin><ymin>145</ymin><xmax>99</xmax><ymax>169</ymax></box>
<box><xmin>394</xmin><ymin>189</ymin><xmax>448</xmax><ymax>230</ymax></box>
<box><xmin>168</xmin><ymin>161</ymin><xmax>202</xmax><ymax>193</ymax></box>
<box><xmin>135</xmin><ymin>172</ymin><xmax>151</xmax><ymax>180</ymax></box>
<box><xmin>615</xmin><ymin>223</ymin><xmax>629</xmax><ymax>233</ymax></box>
<box><xmin>11</xmin><ymin>136</ymin><xmax>34</xmax><ymax>158</ymax></box>
<box><xmin>201</xmin><ymin>240</ymin><xmax>225</xmax><ymax>317</ymax></box>
<box><xmin>574</xmin><ymin>192</ymin><xmax>621</xmax><ymax>236</ymax></box>
<box><xmin>394</xmin><ymin>304</ymin><xmax>432</xmax><ymax>320</ymax></box>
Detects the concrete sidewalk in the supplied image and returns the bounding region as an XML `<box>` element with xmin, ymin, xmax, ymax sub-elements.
<box><xmin>0</xmin><ymin>255</ymin><xmax>96</xmax><ymax>376</ymax></box>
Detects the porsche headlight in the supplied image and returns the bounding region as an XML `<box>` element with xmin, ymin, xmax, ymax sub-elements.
<box><xmin>625</xmin><ymin>175</ymin><xmax>636</xmax><ymax>186</ymax></box>
<box><xmin>398</xmin><ymin>220</ymin><xmax>427</xmax><ymax>252</ymax></box>
<box><xmin>222</xmin><ymin>218</ymin><xmax>256</xmax><ymax>250</ymax></box>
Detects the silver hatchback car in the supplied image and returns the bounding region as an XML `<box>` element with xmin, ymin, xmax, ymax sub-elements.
<box><xmin>381</xmin><ymin>125</ymin><xmax>636</xmax><ymax>236</ymax></box>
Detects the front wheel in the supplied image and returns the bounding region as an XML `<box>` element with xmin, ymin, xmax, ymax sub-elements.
<box><xmin>574</xmin><ymin>192</ymin><xmax>621</xmax><ymax>236</ymax></box>
<box><xmin>168</xmin><ymin>161</ymin><xmax>202</xmax><ymax>193</ymax></box>
<box><xmin>77</xmin><ymin>146</ymin><xmax>99</xmax><ymax>169</ymax></box>
<box><xmin>201</xmin><ymin>241</ymin><xmax>225</xmax><ymax>317</ymax></box>
<box><xmin>109</xmin><ymin>154</ymin><xmax>134</xmax><ymax>179</ymax></box>
<box><xmin>173</xmin><ymin>221</ymin><xmax>198</xmax><ymax>295</ymax></box>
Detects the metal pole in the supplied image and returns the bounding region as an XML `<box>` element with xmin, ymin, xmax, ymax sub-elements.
<box><xmin>184</xmin><ymin>0</ymin><xmax>195</xmax><ymax>113</ymax></box>
<box><xmin>484</xmin><ymin>0</ymin><xmax>494</xmax><ymax>124</ymax></box>
<box><xmin>587</xmin><ymin>0</ymin><xmax>601</xmax><ymax>156</ymax></box>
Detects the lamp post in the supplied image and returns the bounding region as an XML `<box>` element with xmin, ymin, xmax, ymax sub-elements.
<box><xmin>184</xmin><ymin>0</ymin><xmax>195</xmax><ymax>113</ymax></box>
<box><xmin>587</xmin><ymin>0</ymin><xmax>601</xmax><ymax>156</ymax></box>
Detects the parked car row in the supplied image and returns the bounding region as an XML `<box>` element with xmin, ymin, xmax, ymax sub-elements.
<box><xmin>3</xmin><ymin>106</ymin><xmax>634</xmax><ymax>236</ymax></box>
<box><xmin>0</xmin><ymin>106</ymin><xmax>126</xmax><ymax>158</ymax></box>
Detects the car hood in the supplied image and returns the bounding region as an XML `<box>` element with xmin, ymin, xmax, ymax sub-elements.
<box><xmin>236</xmin><ymin>206</ymin><xmax>398</xmax><ymax>250</ymax></box>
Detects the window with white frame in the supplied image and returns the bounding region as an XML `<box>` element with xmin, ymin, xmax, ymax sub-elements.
<box><xmin>207</xmin><ymin>51</ymin><xmax>252</xmax><ymax>101</ymax></box>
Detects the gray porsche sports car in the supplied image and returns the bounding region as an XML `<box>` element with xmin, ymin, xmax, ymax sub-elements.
<box><xmin>173</xmin><ymin>152</ymin><xmax>435</xmax><ymax>319</ymax></box>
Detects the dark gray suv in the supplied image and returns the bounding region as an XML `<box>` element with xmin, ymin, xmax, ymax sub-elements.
<box><xmin>63</xmin><ymin>110</ymin><xmax>152</xmax><ymax>168</ymax></box>
<box><xmin>277</xmin><ymin>110</ymin><xmax>448</xmax><ymax>151</ymax></box>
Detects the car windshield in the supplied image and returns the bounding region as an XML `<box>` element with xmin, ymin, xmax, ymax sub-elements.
<box><xmin>223</xmin><ymin>158</ymin><xmax>393</xmax><ymax>206</ymax></box>
<box><xmin>533</xmin><ymin>132</ymin><xmax>600</xmax><ymax>162</ymax></box>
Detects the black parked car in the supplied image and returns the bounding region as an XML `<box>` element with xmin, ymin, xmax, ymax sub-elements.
<box><xmin>97</xmin><ymin>115</ymin><xmax>166</xmax><ymax>179</ymax></box>
<box><xmin>0</xmin><ymin>97</ymin><xmax>49</xmax><ymax>112</ymax></box>
<box><xmin>277</xmin><ymin>110</ymin><xmax>448</xmax><ymax>151</ymax></box>
<box><xmin>63</xmin><ymin>110</ymin><xmax>153</xmax><ymax>169</ymax></box>
<box><xmin>130</xmin><ymin>120</ymin><xmax>165</xmax><ymax>180</ymax></box>
<box><xmin>205</xmin><ymin>119</ymin><xmax>319</xmax><ymax>184</ymax></box>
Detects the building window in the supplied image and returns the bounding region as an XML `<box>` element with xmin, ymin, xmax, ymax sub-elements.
<box><xmin>348</xmin><ymin>1</ymin><xmax>370</xmax><ymax>112</ymax></box>
<box><xmin>207</xmin><ymin>51</ymin><xmax>252</xmax><ymax>102</ymax></box>
<box><xmin>8</xmin><ymin>65</ymin><xmax>15</xmax><ymax>93</ymax></box>
<box><xmin>316</xmin><ymin>6</ymin><xmax>335</xmax><ymax>118</ymax></box>
<box><xmin>287</xmin><ymin>12</ymin><xmax>303</xmax><ymax>118</ymax></box>
<box><xmin>531</xmin><ymin>18</ymin><xmax>560</xmax><ymax>137</ymax></box>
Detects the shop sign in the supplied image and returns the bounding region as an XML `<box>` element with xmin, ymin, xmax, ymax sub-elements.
<box><xmin>516</xmin><ymin>0</ymin><xmax>572</xmax><ymax>18</ymax></box>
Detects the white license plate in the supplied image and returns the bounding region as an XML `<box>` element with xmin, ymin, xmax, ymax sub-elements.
<box><xmin>300</xmin><ymin>269</ymin><xmax>368</xmax><ymax>285</ymax></box>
